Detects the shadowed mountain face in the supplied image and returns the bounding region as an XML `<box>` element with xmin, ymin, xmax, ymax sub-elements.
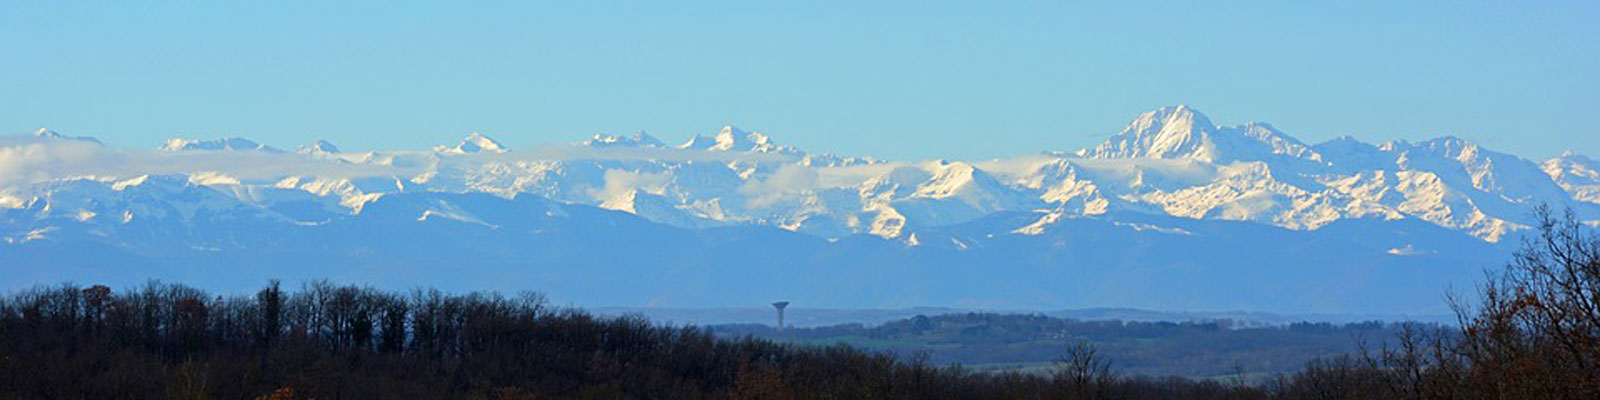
<box><xmin>3</xmin><ymin>106</ymin><xmax>1588</xmax><ymax>313</ymax></box>
<box><xmin>0</xmin><ymin>189</ymin><xmax>1499</xmax><ymax>314</ymax></box>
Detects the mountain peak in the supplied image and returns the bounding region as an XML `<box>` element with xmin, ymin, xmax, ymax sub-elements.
<box><xmin>711</xmin><ymin>125</ymin><xmax>755</xmax><ymax>151</ymax></box>
<box><xmin>1152</xmin><ymin>104</ymin><xmax>1213</xmax><ymax>127</ymax></box>
<box><xmin>435</xmin><ymin>132</ymin><xmax>508</xmax><ymax>154</ymax></box>
<box><xmin>1422</xmin><ymin>135</ymin><xmax>1471</xmax><ymax>146</ymax></box>
<box><xmin>1079</xmin><ymin>105</ymin><xmax>1221</xmax><ymax>161</ymax></box>
<box><xmin>33</xmin><ymin>128</ymin><xmax>103</xmax><ymax>144</ymax></box>
<box><xmin>1404</xmin><ymin>136</ymin><xmax>1484</xmax><ymax>158</ymax></box>
<box><xmin>584</xmin><ymin>131</ymin><xmax>666</xmax><ymax>148</ymax></box>
<box><xmin>1556</xmin><ymin>151</ymin><xmax>1594</xmax><ymax>163</ymax></box>
<box><xmin>1080</xmin><ymin>105</ymin><xmax>1320</xmax><ymax>164</ymax></box>
<box><xmin>297</xmin><ymin>140</ymin><xmax>342</xmax><ymax>154</ymax></box>
<box><xmin>679</xmin><ymin>125</ymin><xmax>800</xmax><ymax>154</ymax></box>
<box><xmin>160</xmin><ymin>137</ymin><xmax>278</xmax><ymax>152</ymax></box>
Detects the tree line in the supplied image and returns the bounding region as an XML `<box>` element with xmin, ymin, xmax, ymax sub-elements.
<box><xmin>0</xmin><ymin>208</ymin><xmax>1596</xmax><ymax>399</ymax></box>
<box><xmin>711</xmin><ymin>311</ymin><xmax>1439</xmax><ymax>378</ymax></box>
<box><xmin>0</xmin><ymin>279</ymin><xmax>1258</xmax><ymax>399</ymax></box>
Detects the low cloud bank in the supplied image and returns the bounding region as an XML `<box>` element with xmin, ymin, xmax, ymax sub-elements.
<box><xmin>0</xmin><ymin>136</ymin><xmax>811</xmax><ymax>188</ymax></box>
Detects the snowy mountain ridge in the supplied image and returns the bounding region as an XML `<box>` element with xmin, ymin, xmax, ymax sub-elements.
<box><xmin>5</xmin><ymin>105</ymin><xmax>1587</xmax><ymax>313</ymax></box>
<box><xmin>7</xmin><ymin>105</ymin><xmax>1595</xmax><ymax>244</ymax></box>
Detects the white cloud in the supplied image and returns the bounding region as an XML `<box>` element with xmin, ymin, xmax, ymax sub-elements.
<box><xmin>0</xmin><ymin>139</ymin><xmax>108</xmax><ymax>186</ymax></box>
<box><xmin>1386</xmin><ymin>244</ymin><xmax>1437</xmax><ymax>256</ymax></box>
<box><xmin>0</xmin><ymin>138</ymin><xmax>399</xmax><ymax>184</ymax></box>
<box><xmin>0</xmin><ymin>136</ymin><xmax>804</xmax><ymax>190</ymax></box>
<box><xmin>738</xmin><ymin>164</ymin><xmax>821</xmax><ymax>208</ymax></box>
<box><xmin>588</xmin><ymin>169</ymin><xmax>672</xmax><ymax>203</ymax></box>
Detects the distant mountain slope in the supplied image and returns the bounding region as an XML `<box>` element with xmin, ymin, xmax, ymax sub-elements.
<box><xmin>2</xmin><ymin>106</ymin><xmax>1591</xmax><ymax>313</ymax></box>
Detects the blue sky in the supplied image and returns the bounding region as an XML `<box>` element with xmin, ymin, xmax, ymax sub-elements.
<box><xmin>2</xmin><ymin>1</ymin><xmax>1595</xmax><ymax>160</ymax></box>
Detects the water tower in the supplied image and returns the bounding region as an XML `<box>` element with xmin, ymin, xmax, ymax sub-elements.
<box><xmin>771</xmin><ymin>301</ymin><xmax>790</xmax><ymax>332</ymax></box>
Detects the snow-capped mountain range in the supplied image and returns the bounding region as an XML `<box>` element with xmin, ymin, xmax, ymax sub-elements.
<box><xmin>3</xmin><ymin>107</ymin><xmax>1593</xmax><ymax>314</ymax></box>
